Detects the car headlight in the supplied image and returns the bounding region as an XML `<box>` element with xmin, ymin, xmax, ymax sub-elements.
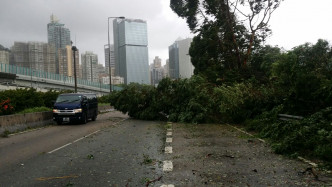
<box><xmin>74</xmin><ymin>108</ymin><xmax>82</xmax><ymax>113</ymax></box>
<box><xmin>53</xmin><ymin>109</ymin><xmax>60</xmax><ymax>113</ymax></box>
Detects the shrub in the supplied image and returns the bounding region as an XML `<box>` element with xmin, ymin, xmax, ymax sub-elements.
<box><xmin>245</xmin><ymin>106</ymin><xmax>332</xmax><ymax>168</ymax></box>
<box><xmin>0</xmin><ymin>98</ymin><xmax>14</xmax><ymax>116</ymax></box>
<box><xmin>109</xmin><ymin>76</ymin><xmax>219</xmax><ymax>123</ymax></box>
<box><xmin>214</xmin><ymin>82</ymin><xmax>280</xmax><ymax>123</ymax></box>
<box><xmin>98</xmin><ymin>94</ymin><xmax>111</xmax><ymax>104</ymax></box>
<box><xmin>17</xmin><ymin>106</ymin><xmax>52</xmax><ymax>114</ymax></box>
<box><xmin>0</xmin><ymin>88</ymin><xmax>72</xmax><ymax>115</ymax></box>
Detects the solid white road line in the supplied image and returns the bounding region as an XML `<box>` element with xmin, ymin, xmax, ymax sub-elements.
<box><xmin>48</xmin><ymin>129</ymin><xmax>101</xmax><ymax>154</ymax></box>
<box><xmin>48</xmin><ymin>119</ymin><xmax>128</xmax><ymax>154</ymax></box>
<box><xmin>161</xmin><ymin>185</ymin><xmax>175</xmax><ymax>187</ymax></box>
<box><xmin>226</xmin><ymin>124</ymin><xmax>266</xmax><ymax>143</ymax></box>
<box><xmin>163</xmin><ymin>161</ymin><xmax>173</xmax><ymax>172</ymax></box>
<box><xmin>48</xmin><ymin>143</ymin><xmax>72</xmax><ymax>154</ymax></box>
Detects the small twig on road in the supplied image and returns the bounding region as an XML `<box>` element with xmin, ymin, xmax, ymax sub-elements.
<box><xmin>222</xmin><ymin>154</ymin><xmax>235</xmax><ymax>158</ymax></box>
<box><xmin>145</xmin><ymin>176</ymin><xmax>162</xmax><ymax>187</ymax></box>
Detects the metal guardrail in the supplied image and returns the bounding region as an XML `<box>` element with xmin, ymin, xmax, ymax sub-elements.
<box><xmin>278</xmin><ymin>114</ymin><xmax>304</xmax><ymax>121</ymax></box>
<box><xmin>0</xmin><ymin>63</ymin><xmax>122</xmax><ymax>91</ymax></box>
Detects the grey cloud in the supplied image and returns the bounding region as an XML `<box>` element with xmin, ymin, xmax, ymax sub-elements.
<box><xmin>0</xmin><ymin>0</ymin><xmax>192</xmax><ymax>65</ymax></box>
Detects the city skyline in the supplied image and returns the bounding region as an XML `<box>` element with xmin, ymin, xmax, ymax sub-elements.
<box><xmin>0</xmin><ymin>0</ymin><xmax>193</xmax><ymax>67</ymax></box>
<box><xmin>1</xmin><ymin>0</ymin><xmax>332</xmax><ymax>66</ymax></box>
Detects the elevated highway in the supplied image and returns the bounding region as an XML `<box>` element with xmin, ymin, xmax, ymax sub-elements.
<box><xmin>0</xmin><ymin>63</ymin><xmax>122</xmax><ymax>96</ymax></box>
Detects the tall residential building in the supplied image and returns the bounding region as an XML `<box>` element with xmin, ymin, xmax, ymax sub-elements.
<box><xmin>47</xmin><ymin>14</ymin><xmax>71</xmax><ymax>74</ymax></box>
<box><xmin>168</xmin><ymin>38</ymin><xmax>194</xmax><ymax>79</ymax></box>
<box><xmin>164</xmin><ymin>59</ymin><xmax>169</xmax><ymax>77</ymax></box>
<box><xmin>104</xmin><ymin>44</ymin><xmax>115</xmax><ymax>76</ymax></box>
<box><xmin>113</xmin><ymin>18</ymin><xmax>150</xmax><ymax>84</ymax></box>
<box><xmin>58</xmin><ymin>46</ymin><xmax>80</xmax><ymax>78</ymax></box>
<box><xmin>153</xmin><ymin>56</ymin><xmax>162</xmax><ymax>68</ymax></box>
<box><xmin>0</xmin><ymin>51</ymin><xmax>9</xmax><ymax>64</ymax></box>
<box><xmin>81</xmin><ymin>51</ymin><xmax>98</xmax><ymax>82</ymax></box>
<box><xmin>10</xmin><ymin>42</ymin><xmax>56</xmax><ymax>73</ymax></box>
<box><xmin>150</xmin><ymin>56</ymin><xmax>164</xmax><ymax>86</ymax></box>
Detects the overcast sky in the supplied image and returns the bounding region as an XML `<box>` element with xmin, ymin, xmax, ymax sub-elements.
<box><xmin>0</xmin><ymin>0</ymin><xmax>331</xmax><ymax>66</ymax></box>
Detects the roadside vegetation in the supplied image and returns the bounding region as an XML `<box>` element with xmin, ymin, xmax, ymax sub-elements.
<box><xmin>0</xmin><ymin>89</ymin><xmax>109</xmax><ymax>115</ymax></box>
<box><xmin>109</xmin><ymin>0</ymin><xmax>332</xmax><ymax>168</ymax></box>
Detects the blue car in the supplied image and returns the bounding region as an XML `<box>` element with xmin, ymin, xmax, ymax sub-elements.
<box><xmin>53</xmin><ymin>93</ymin><xmax>98</xmax><ymax>125</ymax></box>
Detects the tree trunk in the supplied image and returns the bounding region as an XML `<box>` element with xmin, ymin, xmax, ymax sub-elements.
<box><xmin>244</xmin><ymin>31</ymin><xmax>255</xmax><ymax>67</ymax></box>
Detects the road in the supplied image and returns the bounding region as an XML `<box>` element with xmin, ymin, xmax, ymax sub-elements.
<box><xmin>0</xmin><ymin>111</ymin><xmax>166</xmax><ymax>186</ymax></box>
<box><xmin>0</xmin><ymin>111</ymin><xmax>331</xmax><ymax>186</ymax></box>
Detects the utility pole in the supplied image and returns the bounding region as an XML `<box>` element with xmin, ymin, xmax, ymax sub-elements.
<box><xmin>108</xmin><ymin>16</ymin><xmax>125</xmax><ymax>92</ymax></box>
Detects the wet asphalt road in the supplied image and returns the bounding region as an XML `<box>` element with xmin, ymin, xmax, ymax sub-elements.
<box><xmin>2</xmin><ymin>111</ymin><xmax>331</xmax><ymax>186</ymax></box>
<box><xmin>0</xmin><ymin>112</ymin><xmax>166</xmax><ymax>187</ymax></box>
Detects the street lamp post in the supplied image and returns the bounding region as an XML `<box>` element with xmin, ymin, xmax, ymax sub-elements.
<box><xmin>72</xmin><ymin>46</ymin><xmax>78</xmax><ymax>93</ymax></box>
<box><xmin>108</xmin><ymin>16</ymin><xmax>125</xmax><ymax>92</ymax></box>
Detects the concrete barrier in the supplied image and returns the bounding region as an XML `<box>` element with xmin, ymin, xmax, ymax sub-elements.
<box><xmin>0</xmin><ymin>111</ymin><xmax>53</xmax><ymax>135</ymax></box>
<box><xmin>0</xmin><ymin>105</ymin><xmax>112</xmax><ymax>135</ymax></box>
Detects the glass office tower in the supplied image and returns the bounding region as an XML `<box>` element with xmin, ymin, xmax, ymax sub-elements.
<box><xmin>168</xmin><ymin>38</ymin><xmax>194</xmax><ymax>79</ymax></box>
<box><xmin>113</xmin><ymin>18</ymin><xmax>150</xmax><ymax>84</ymax></box>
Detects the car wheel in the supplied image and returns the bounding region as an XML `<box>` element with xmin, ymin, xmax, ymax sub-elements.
<box><xmin>92</xmin><ymin>111</ymin><xmax>97</xmax><ymax>121</ymax></box>
<box><xmin>82</xmin><ymin>113</ymin><xmax>87</xmax><ymax>124</ymax></box>
<box><xmin>56</xmin><ymin>121</ymin><xmax>62</xmax><ymax>125</ymax></box>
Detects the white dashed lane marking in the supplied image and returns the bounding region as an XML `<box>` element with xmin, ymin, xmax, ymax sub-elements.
<box><xmin>165</xmin><ymin>146</ymin><xmax>173</xmax><ymax>154</ymax></box>
<box><xmin>163</xmin><ymin>160</ymin><xmax>173</xmax><ymax>172</ymax></box>
<box><xmin>166</xmin><ymin>137</ymin><xmax>172</xmax><ymax>143</ymax></box>
<box><xmin>163</xmin><ymin>123</ymin><xmax>174</xmax><ymax>186</ymax></box>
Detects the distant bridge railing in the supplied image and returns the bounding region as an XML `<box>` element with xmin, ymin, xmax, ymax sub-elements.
<box><xmin>0</xmin><ymin>63</ymin><xmax>122</xmax><ymax>91</ymax></box>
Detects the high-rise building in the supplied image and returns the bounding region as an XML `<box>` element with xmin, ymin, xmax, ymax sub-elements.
<box><xmin>81</xmin><ymin>51</ymin><xmax>98</xmax><ymax>82</ymax></box>
<box><xmin>168</xmin><ymin>38</ymin><xmax>194</xmax><ymax>79</ymax></box>
<box><xmin>47</xmin><ymin>14</ymin><xmax>71</xmax><ymax>74</ymax></box>
<box><xmin>58</xmin><ymin>45</ymin><xmax>80</xmax><ymax>78</ymax></box>
<box><xmin>168</xmin><ymin>42</ymin><xmax>179</xmax><ymax>79</ymax></box>
<box><xmin>104</xmin><ymin>44</ymin><xmax>115</xmax><ymax>76</ymax></box>
<box><xmin>153</xmin><ymin>56</ymin><xmax>162</xmax><ymax>68</ymax></box>
<box><xmin>0</xmin><ymin>51</ymin><xmax>10</xmax><ymax>64</ymax></box>
<box><xmin>10</xmin><ymin>42</ymin><xmax>56</xmax><ymax>73</ymax></box>
<box><xmin>164</xmin><ymin>59</ymin><xmax>169</xmax><ymax>77</ymax></box>
<box><xmin>113</xmin><ymin>18</ymin><xmax>150</xmax><ymax>84</ymax></box>
<box><xmin>150</xmin><ymin>56</ymin><xmax>164</xmax><ymax>86</ymax></box>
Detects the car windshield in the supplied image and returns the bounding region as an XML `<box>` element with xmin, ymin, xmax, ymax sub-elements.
<box><xmin>56</xmin><ymin>95</ymin><xmax>82</xmax><ymax>103</ymax></box>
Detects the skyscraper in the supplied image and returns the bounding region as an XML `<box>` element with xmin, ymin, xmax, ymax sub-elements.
<box><xmin>58</xmin><ymin>46</ymin><xmax>80</xmax><ymax>78</ymax></box>
<box><xmin>113</xmin><ymin>18</ymin><xmax>150</xmax><ymax>84</ymax></box>
<box><xmin>11</xmin><ymin>42</ymin><xmax>56</xmax><ymax>73</ymax></box>
<box><xmin>168</xmin><ymin>38</ymin><xmax>194</xmax><ymax>79</ymax></box>
<box><xmin>0</xmin><ymin>51</ymin><xmax>9</xmax><ymax>65</ymax></box>
<box><xmin>150</xmin><ymin>56</ymin><xmax>164</xmax><ymax>86</ymax></box>
<box><xmin>81</xmin><ymin>51</ymin><xmax>98</xmax><ymax>82</ymax></box>
<box><xmin>47</xmin><ymin>14</ymin><xmax>71</xmax><ymax>74</ymax></box>
<box><xmin>104</xmin><ymin>44</ymin><xmax>115</xmax><ymax>76</ymax></box>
